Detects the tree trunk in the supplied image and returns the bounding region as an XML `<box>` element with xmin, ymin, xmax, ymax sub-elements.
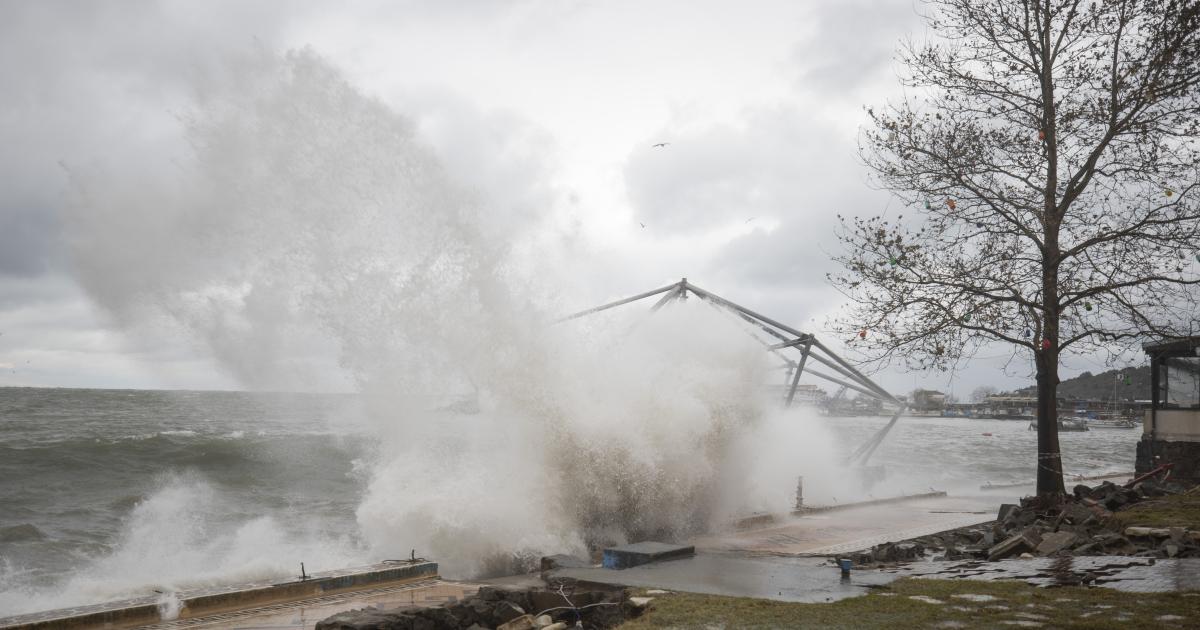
<box><xmin>1035</xmin><ymin>348</ymin><xmax>1066</xmax><ymax>496</ymax></box>
<box><xmin>1037</xmin><ymin>25</ymin><xmax>1065</xmax><ymax>496</ymax></box>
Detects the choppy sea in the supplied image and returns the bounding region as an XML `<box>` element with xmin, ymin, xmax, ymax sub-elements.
<box><xmin>0</xmin><ymin>386</ymin><xmax>1141</xmax><ymax>616</ymax></box>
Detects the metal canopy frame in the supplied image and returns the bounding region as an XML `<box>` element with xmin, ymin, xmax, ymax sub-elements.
<box><xmin>560</xmin><ymin>278</ymin><xmax>907</xmax><ymax>465</ymax></box>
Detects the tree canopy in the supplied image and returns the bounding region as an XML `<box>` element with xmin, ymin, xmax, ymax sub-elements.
<box><xmin>833</xmin><ymin>0</ymin><xmax>1200</xmax><ymax>494</ymax></box>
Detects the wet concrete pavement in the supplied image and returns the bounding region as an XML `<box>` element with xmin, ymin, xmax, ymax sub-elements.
<box><xmin>694</xmin><ymin>492</ymin><xmax>1017</xmax><ymax>557</ymax></box>
<box><xmin>548</xmin><ymin>492</ymin><xmax>1016</xmax><ymax>603</ymax></box>
<box><xmin>890</xmin><ymin>556</ymin><xmax>1200</xmax><ymax>592</ymax></box>
<box><xmin>551</xmin><ymin>480</ymin><xmax>1200</xmax><ymax>604</ymax></box>
<box><xmin>553</xmin><ymin>553</ymin><xmax>892</xmax><ymax>603</ymax></box>
<box><xmin>552</xmin><ymin>553</ymin><xmax>1200</xmax><ymax>605</ymax></box>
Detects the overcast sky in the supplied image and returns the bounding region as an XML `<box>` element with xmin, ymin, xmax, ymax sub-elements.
<box><xmin>0</xmin><ymin>0</ymin><xmax>1146</xmax><ymax>397</ymax></box>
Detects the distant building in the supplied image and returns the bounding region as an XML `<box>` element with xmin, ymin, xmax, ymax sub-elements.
<box><xmin>980</xmin><ymin>394</ymin><xmax>1039</xmax><ymax>419</ymax></box>
<box><xmin>767</xmin><ymin>382</ymin><xmax>826</xmax><ymax>404</ymax></box>
<box><xmin>910</xmin><ymin>389</ymin><xmax>946</xmax><ymax>412</ymax></box>
<box><xmin>1137</xmin><ymin>337</ymin><xmax>1200</xmax><ymax>482</ymax></box>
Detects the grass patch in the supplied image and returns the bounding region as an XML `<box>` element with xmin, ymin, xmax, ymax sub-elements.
<box><xmin>1112</xmin><ymin>492</ymin><xmax>1200</xmax><ymax>529</ymax></box>
<box><xmin>618</xmin><ymin>578</ymin><xmax>1200</xmax><ymax>629</ymax></box>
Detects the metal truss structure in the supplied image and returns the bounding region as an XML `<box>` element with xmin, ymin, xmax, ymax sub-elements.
<box><xmin>560</xmin><ymin>278</ymin><xmax>907</xmax><ymax>465</ymax></box>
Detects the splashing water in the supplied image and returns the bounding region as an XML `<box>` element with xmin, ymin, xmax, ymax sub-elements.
<box><xmin>0</xmin><ymin>471</ymin><xmax>364</xmax><ymax>615</ymax></box>
<box><xmin>14</xmin><ymin>46</ymin><xmax>849</xmax><ymax>612</ymax></box>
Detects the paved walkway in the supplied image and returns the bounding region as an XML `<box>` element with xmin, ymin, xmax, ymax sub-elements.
<box><xmin>13</xmin><ymin>485</ymin><xmax>1132</xmax><ymax>628</ymax></box>
<box><xmin>694</xmin><ymin>492</ymin><xmax>1018</xmax><ymax>557</ymax></box>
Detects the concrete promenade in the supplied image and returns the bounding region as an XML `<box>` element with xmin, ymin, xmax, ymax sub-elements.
<box><xmin>0</xmin><ymin>561</ymin><xmax>449</xmax><ymax>630</ymax></box>
<box><xmin>695</xmin><ymin>491</ymin><xmax>1014</xmax><ymax>557</ymax></box>
<box><xmin>3</xmin><ymin>483</ymin><xmax>1135</xmax><ymax>629</ymax></box>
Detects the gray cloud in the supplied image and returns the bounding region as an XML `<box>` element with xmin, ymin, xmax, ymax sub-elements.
<box><xmin>0</xmin><ymin>0</ymin><xmax>1048</xmax><ymax>397</ymax></box>
<box><xmin>0</xmin><ymin>198</ymin><xmax>57</xmax><ymax>277</ymax></box>
<box><xmin>624</xmin><ymin>103</ymin><xmax>891</xmax><ymax>277</ymax></box>
<box><xmin>790</xmin><ymin>0</ymin><xmax>921</xmax><ymax>94</ymax></box>
<box><xmin>624</xmin><ymin>103</ymin><xmax>886</xmax><ymax>233</ymax></box>
<box><xmin>0</xmin><ymin>1</ymin><xmax>315</xmax><ymax>281</ymax></box>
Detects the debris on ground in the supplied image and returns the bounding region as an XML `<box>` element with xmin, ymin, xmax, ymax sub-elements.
<box><xmin>315</xmin><ymin>583</ymin><xmax>643</xmax><ymax>630</ymax></box>
<box><xmin>845</xmin><ymin>478</ymin><xmax>1200</xmax><ymax>566</ymax></box>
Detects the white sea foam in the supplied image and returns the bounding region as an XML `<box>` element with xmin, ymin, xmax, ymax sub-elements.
<box><xmin>0</xmin><ymin>473</ymin><xmax>366</xmax><ymax>615</ymax></box>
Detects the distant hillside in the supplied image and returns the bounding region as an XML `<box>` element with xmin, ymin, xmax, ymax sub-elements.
<box><xmin>1008</xmin><ymin>366</ymin><xmax>1150</xmax><ymax>401</ymax></box>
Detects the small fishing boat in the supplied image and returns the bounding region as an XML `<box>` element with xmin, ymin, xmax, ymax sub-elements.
<box><xmin>1087</xmin><ymin>417</ymin><xmax>1139</xmax><ymax>429</ymax></box>
<box><xmin>1028</xmin><ymin>416</ymin><xmax>1089</xmax><ymax>431</ymax></box>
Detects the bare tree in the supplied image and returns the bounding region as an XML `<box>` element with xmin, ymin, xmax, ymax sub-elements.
<box><xmin>833</xmin><ymin>0</ymin><xmax>1200</xmax><ymax>495</ymax></box>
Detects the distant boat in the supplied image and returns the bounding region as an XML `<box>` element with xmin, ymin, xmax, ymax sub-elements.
<box><xmin>1087</xmin><ymin>417</ymin><xmax>1138</xmax><ymax>429</ymax></box>
<box><xmin>1029</xmin><ymin>417</ymin><xmax>1089</xmax><ymax>432</ymax></box>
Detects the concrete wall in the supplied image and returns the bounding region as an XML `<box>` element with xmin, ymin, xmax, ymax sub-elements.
<box><xmin>1143</xmin><ymin>409</ymin><xmax>1200</xmax><ymax>440</ymax></box>
<box><xmin>0</xmin><ymin>562</ymin><xmax>439</xmax><ymax>630</ymax></box>
<box><xmin>1136</xmin><ymin>437</ymin><xmax>1200</xmax><ymax>483</ymax></box>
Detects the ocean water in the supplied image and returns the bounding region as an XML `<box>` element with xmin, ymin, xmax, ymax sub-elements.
<box><xmin>836</xmin><ymin>414</ymin><xmax>1144</xmax><ymax>495</ymax></box>
<box><xmin>0</xmin><ymin>386</ymin><xmax>1143</xmax><ymax>617</ymax></box>
<box><xmin>0</xmin><ymin>387</ymin><xmax>372</xmax><ymax>616</ymax></box>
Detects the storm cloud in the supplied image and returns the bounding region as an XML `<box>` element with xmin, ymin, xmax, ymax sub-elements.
<box><xmin>0</xmin><ymin>0</ymin><xmax>1058</xmax><ymax>396</ymax></box>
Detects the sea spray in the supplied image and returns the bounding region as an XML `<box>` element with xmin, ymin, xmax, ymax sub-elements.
<box><xmin>0</xmin><ymin>471</ymin><xmax>364</xmax><ymax>615</ymax></box>
<box><xmin>0</xmin><ymin>386</ymin><xmax>1147</xmax><ymax>615</ymax></box>
<box><xmin>52</xmin><ymin>46</ymin><xmax>846</xmax><ymax>594</ymax></box>
<box><xmin>354</xmin><ymin>303</ymin><xmax>835</xmax><ymax>577</ymax></box>
<box><xmin>155</xmin><ymin>590</ymin><xmax>182</xmax><ymax>621</ymax></box>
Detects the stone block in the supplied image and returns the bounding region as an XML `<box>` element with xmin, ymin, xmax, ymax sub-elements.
<box><xmin>529</xmin><ymin>591</ymin><xmax>568</xmax><ymax>617</ymax></box>
<box><xmin>315</xmin><ymin>609</ymin><xmax>412</xmax><ymax>630</ymax></box>
<box><xmin>1018</xmin><ymin>527</ymin><xmax>1044</xmax><ymax>546</ymax></box>
<box><xmin>988</xmin><ymin>532</ymin><xmax>1037</xmax><ymax>561</ymax></box>
<box><xmin>1036</xmin><ymin>531</ymin><xmax>1078</xmax><ymax>556</ymax></box>
<box><xmin>414</xmin><ymin>606</ymin><xmax>460</xmax><ymax>628</ymax></box>
<box><xmin>1015</xmin><ymin>510</ymin><xmax>1038</xmax><ymax>528</ymax></box>
<box><xmin>1063</xmin><ymin>503</ymin><xmax>1095</xmax><ymax>526</ymax></box>
<box><xmin>602</xmin><ymin>541</ymin><xmax>694</xmax><ymax>569</ymax></box>
<box><xmin>493</xmin><ymin>601</ymin><xmax>527</xmax><ymax>625</ymax></box>
<box><xmin>1072</xmin><ymin>542</ymin><xmax>1099</xmax><ymax>555</ymax></box>
<box><xmin>997</xmin><ymin>504</ymin><xmax>1019</xmax><ymax>521</ymax></box>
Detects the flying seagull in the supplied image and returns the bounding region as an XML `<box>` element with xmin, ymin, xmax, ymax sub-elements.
<box><xmin>745</xmin><ymin>217</ymin><xmax>756</xmax><ymax>223</ymax></box>
<box><xmin>652</xmin><ymin>142</ymin><xmax>669</xmax><ymax>148</ymax></box>
<box><xmin>639</xmin><ymin>222</ymin><xmax>646</xmax><ymax>228</ymax></box>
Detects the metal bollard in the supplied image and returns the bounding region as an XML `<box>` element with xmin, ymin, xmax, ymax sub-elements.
<box><xmin>838</xmin><ymin>558</ymin><xmax>852</xmax><ymax>580</ymax></box>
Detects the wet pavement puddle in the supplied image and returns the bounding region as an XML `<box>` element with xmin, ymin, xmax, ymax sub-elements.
<box><xmin>887</xmin><ymin>556</ymin><xmax>1200</xmax><ymax>591</ymax></box>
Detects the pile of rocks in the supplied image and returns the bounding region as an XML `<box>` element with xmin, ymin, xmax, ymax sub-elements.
<box><xmin>848</xmin><ymin>478</ymin><xmax>1199</xmax><ymax>566</ymax></box>
<box><xmin>316</xmin><ymin>584</ymin><xmax>646</xmax><ymax>630</ymax></box>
